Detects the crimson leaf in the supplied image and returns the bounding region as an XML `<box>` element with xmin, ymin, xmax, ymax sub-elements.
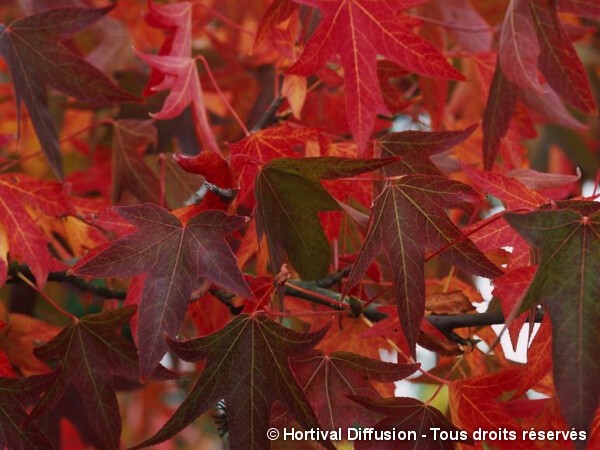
<box><xmin>72</xmin><ymin>204</ymin><xmax>254</xmax><ymax>380</ymax></box>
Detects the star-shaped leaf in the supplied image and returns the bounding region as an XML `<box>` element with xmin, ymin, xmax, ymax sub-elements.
<box><xmin>506</xmin><ymin>201</ymin><xmax>600</xmax><ymax>446</ymax></box>
<box><xmin>287</xmin><ymin>0</ymin><xmax>465</xmax><ymax>149</ymax></box>
<box><xmin>344</xmin><ymin>175</ymin><xmax>501</xmax><ymax>355</ymax></box>
<box><xmin>72</xmin><ymin>204</ymin><xmax>253</xmax><ymax>380</ymax></box>
<box><xmin>29</xmin><ymin>307</ymin><xmax>172</xmax><ymax>450</ymax></box>
<box><xmin>291</xmin><ymin>350</ymin><xmax>419</xmax><ymax>430</ymax></box>
<box><xmin>0</xmin><ymin>5</ymin><xmax>137</xmax><ymax>178</ymax></box>
<box><xmin>349</xmin><ymin>395</ymin><xmax>473</xmax><ymax>449</ymax></box>
<box><xmin>255</xmin><ymin>156</ymin><xmax>397</xmax><ymax>280</ymax></box>
<box><xmin>132</xmin><ymin>314</ymin><xmax>335</xmax><ymax>450</ymax></box>
<box><xmin>0</xmin><ymin>374</ymin><xmax>55</xmax><ymax>450</ymax></box>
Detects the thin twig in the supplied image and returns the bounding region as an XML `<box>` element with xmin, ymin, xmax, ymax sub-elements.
<box><xmin>5</xmin><ymin>264</ymin><xmax>544</xmax><ymax>332</ymax></box>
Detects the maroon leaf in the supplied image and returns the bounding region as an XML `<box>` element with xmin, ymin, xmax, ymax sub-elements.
<box><xmin>0</xmin><ymin>374</ymin><xmax>55</xmax><ymax>450</ymax></box>
<box><xmin>349</xmin><ymin>395</ymin><xmax>473</xmax><ymax>449</ymax></box>
<box><xmin>529</xmin><ymin>0</ymin><xmax>597</xmax><ymax>113</ymax></box>
<box><xmin>132</xmin><ymin>314</ymin><xmax>335</xmax><ymax>450</ymax></box>
<box><xmin>344</xmin><ymin>176</ymin><xmax>501</xmax><ymax>356</ymax></box>
<box><xmin>29</xmin><ymin>307</ymin><xmax>172</xmax><ymax>450</ymax></box>
<box><xmin>0</xmin><ymin>5</ymin><xmax>137</xmax><ymax>178</ymax></box>
<box><xmin>111</xmin><ymin>120</ymin><xmax>160</xmax><ymax>205</ymax></box>
<box><xmin>72</xmin><ymin>204</ymin><xmax>253</xmax><ymax>380</ymax></box>
<box><xmin>291</xmin><ymin>350</ymin><xmax>418</xmax><ymax>430</ymax></box>
<box><xmin>482</xmin><ymin>62</ymin><xmax>519</xmax><ymax>170</ymax></box>
<box><xmin>379</xmin><ymin>124</ymin><xmax>477</xmax><ymax>176</ymax></box>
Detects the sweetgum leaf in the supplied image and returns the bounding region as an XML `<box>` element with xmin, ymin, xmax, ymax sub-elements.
<box><xmin>132</xmin><ymin>314</ymin><xmax>335</xmax><ymax>450</ymax></box>
<box><xmin>0</xmin><ymin>374</ymin><xmax>55</xmax><ymax>450</ymax></box>
<box><xmin>0</xmin><ymin>5</ymin><xmax>138</xmax><ymax>178</ymax></box>
<box><xmin>505</xmin><ymin>202</ymin><xmax>600</xmax><ymax>447</ymax></box>
<box><xmin>348</xmin><ymin>395</ymin><xmax>472</xmax><ymax>449</ymax></box>
<box><xmin>29</xmin><ymin>307</ymin><xmax>172</xmax><ymax>450</ymax></box>
<box><xmin>291</xmin><ymin>350</ymin><xmax>419</xmax><ymax>430</ymax></box>
<box><xmin>72</xmin><ymin>204</ymin><xmax>253</xmax><ymax>380</ymax></box>
<box><xmin>255</xmin><ymin>157</ymin><xmax>397</xmax><ymax>280</ymax></box>
<box><xmin>344</xmin><ymin>175</ymin><xmax>501</xmax><ymax>355</ymax></box>
<box><xmin>287</xmin><ymin>0</ymin><xmax>464</xmax><ymax>149</ymax></box>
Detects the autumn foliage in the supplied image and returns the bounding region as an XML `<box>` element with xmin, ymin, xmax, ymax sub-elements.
<box><xmin>0</xmin><ymin>0</ymin><xmax>599</xmax><ymax>449</ymax></box>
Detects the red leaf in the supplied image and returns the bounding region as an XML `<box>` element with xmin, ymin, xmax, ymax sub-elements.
<box><xmin>482</xmin><ymin>62</ymin><xmax>519</xmax><ymax>170</ymax></box>
<box><xmin>72</xmin><ymin>204</ymin><xmax>253</xmax><ymax>379</ymax></box>
<box><xmin>462</xmin><ymin>163</ymin><xmax>547</xmax><ymax>209</ymax></box>
<box><xmin>132</xmin><ymin>314</ymin><xmax>336</xmax><ymax>450</ymax></box>
<box><xmin>137</xmin><ymin>1</ymin><xmax>219</xmax><ymax>153</ymax></box>
<box><xmin>0</xmin><ymin>175</ymin><xmax>72</xmax><ymax>287</ymax></box>
<box><xmin>492</xmin><ymin>265</ymin><xmax>538</xmax><ymax>350</ymax></box>
<box><xmin>0</xmin><ymin>5</ymin><xmax>137</xmax><ymax>178</ymax></box>
<box><xmin>558</xmin><ymin>0</ymin><xmax>600</xmax><ymax>18</ymax></box>
<box><xmin>449</xmin><ymin>369</ymin><xmax>531</xmax><ymax>450</ymax></box>
<box><xmin>529</xmin><ymin>0</ymin><xmax>597</xmax><ymax>113</ymax></box>
<box><xmin>287</xmin><ymin>0</ymin><xmax>464</xmax><ymax>149</ymax></box>
<box><xmin>513</xmin><ymin>314</ymin><xmax>552</xmax><ymax>398</ymax></box>
<box><xmin>499</xmin><ymin>0</ymin><xmax>543</xmax><ymax>93</ymax></box>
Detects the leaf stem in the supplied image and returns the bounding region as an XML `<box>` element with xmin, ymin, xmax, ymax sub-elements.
<box><xmin>16</xmin><ymin>272</ymin><xmax>77</xmax><ymax>321</ymax></box>
<box><xmin>195</xmin><ymin>55</ymin><xmax>250</xmax><ymax>136</ymax></box>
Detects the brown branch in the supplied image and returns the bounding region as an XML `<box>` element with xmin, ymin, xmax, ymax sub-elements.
<box><xmin>5</xmin><ymin>264</ymin><xmax>543</xmax><ymax>335</ymax></box>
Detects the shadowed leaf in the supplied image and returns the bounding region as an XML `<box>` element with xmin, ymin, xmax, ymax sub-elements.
<box><xmin>0</xmin><ymin>5</ymin><xmax>137</xmax><ymax>178</ymax></box>
<box><xmin>111</xmin><ymin>119</ymin><xmax>160</xmax><ymax>205</ymax></box>
<box><xmin>30</xmin><ymin>307</ymin><xmax>172</xmax><ymax>450</ymax></box>
<box><xmin>255</xmin><ymin>157</ymin><xmax>397</xmax><ymax>280</ymax></box>
<box><xmin>506</xmin><ymin>202</ymin><xmax>600</xmax><ymax>448</ymax></box>
<box><xmin>0</xmin><ymin>374</ymin><xmax>55</xmax><ymax>450</ymax></box>
<box><xmin>132</xmin><ymin>314</ymin><xmax>335</xmax><ymax>450</ymax></box>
